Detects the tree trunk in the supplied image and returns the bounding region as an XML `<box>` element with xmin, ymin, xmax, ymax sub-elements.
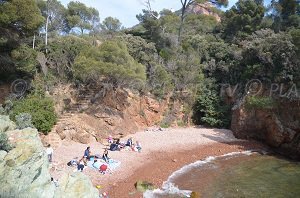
<box><xmin>178</xmin><ymin>0</ymin><xmax>193</xmax><ymax>42</ymax></box>
<box><xmin>32</xmin><ymin>34</ymin><xmax>36</xmax><ymax>49</ymax></box>
<box><xmin>45</xmin><ymin>14</ymin><xmax>49</xmax><ymax>53</ymax></box>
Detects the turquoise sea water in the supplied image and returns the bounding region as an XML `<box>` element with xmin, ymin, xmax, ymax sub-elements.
<box><xmin>145</xmin><ymin>153</ymin><xmax>300</xmax><ymax>198</ymax></box>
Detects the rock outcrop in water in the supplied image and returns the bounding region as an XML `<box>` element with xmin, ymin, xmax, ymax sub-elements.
<box><xmin>0</xmin><ymin>115</ymin><xmax>99</xmax><ymax>197</ymax></box>
<box><xmin>231</xmin><ymin>98</ymin><xmax>300</xmax><ymax>159</ymax></box>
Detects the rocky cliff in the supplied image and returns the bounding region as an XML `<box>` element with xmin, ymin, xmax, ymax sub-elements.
<box><xmin>188</xmin><ymin>2</ymin><xmax>221</xmax><ymax>22</ymax></box>
<box><xmin>0</xmin><ymin>115</ymin><xmax>99</xmax><ymax>197</ymax></box>
<box><xmin>43</xmin><ymin>84</ymin><xmax>186</xmax><ymax>147</ymax></box>
<box><xmin>231</xmin><ymin>98</ymin><xmax>300</xmax><ymax>159</ymax></box>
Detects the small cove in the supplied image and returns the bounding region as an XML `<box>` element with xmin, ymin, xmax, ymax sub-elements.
<box><xmin>145</xmin><ymin>152</ymin><xmax>300</xmax><ymax>198</ymax></box>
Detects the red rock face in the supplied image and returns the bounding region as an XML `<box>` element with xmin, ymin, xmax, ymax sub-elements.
<box><xmin>231</xmin><ymin>96</ymin><xmax>300</xmax><ymax>159</ymax></box>
<box><xmin>42</xmin><ymin>85</ymin><xmax>187</xmax><ymax>146</ymax></box>
<box><xmin>0</xmin><ymin>84</ymin><xmax>11</xmax><ymax>104</ymax></box>
<box><xmin>187</xmin><ymin>2</ymin><xmax>221</xmax><ymax>22</ymax></box>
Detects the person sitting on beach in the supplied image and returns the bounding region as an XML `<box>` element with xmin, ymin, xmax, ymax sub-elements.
<box><xmin>83</xmin><ymin>156</ymin><xmax>88</xmax><ymax>166</ymax></box>
<box><xmin>77</xmin><ymin>158</ymin><xmax>85</xmax><ymax>172</ymax></box>
<box><xmin>84</xmin><ymin>147</ymin><xmax>91</xmax><ymax>159</ymax></box>
<box><xmin>67</xmin><ymin>157</ymin><xmax>79</xmax><ymax>166</ymax></box>
<box><xmin>109</xmin><ymin>142</ymin><xmax>119</xmax><ymax>151</ymax></box>
<box><xmin>135</xmin><ymin>141</ymin><xmax>142</xmax><ymax>152</ymax></box>
<box><xmin>102</xmin><ymin>149</ymin><xmax>110</xmax><ymax>163</ymax></box>
<box><xmin>126</xmin><ymin>137</ymin><xmax>133</xmax><ymax>147</ymax></box>
<box><xmin>115</xmin><ymin>138</ymin><xmax>124</xmax><ymax>150</ymax></box>
<box><xmin>84</xmin><ymin>147</ymin><xmax>95</xmax><ymax>160</ymax></box>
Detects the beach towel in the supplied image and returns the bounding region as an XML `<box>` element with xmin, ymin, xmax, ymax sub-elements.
<box><xmin>87</xmin><ymin>160</ymin><xmax>104</xmax><ymax>170</ymax></box>
<box><xmin>87</xmin><ymin>159</ymin><xmax>121</xmax><ymax>171</ymax></box>
<box><xmin>107</xmin><ymin>159</ymin><xmax>121</xmax><ymax>170</ymax></box>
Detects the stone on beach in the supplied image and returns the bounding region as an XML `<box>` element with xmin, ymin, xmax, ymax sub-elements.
<box><xmin>135</xmin><ymin>180</ymin><xmax>155</xmax><ymax>192</ymax></box>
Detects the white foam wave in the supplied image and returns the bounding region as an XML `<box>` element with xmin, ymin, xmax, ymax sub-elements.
<box><xmin>144</xmin><ymin>183</ymin><xmax>191</xmax><ymax>198</ymax></box>
<box><xmin>143</xmin><ymin>150</ymin><xmax>259</xmax><ymax>198</ymax></box>
<box><xmin>167</xmin><ymin>151</ymin><xmax>255</xmax><ymax>183</ymax></box>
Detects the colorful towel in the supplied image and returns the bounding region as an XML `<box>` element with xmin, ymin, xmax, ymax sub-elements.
<box><xmin>107</xmin><ymin>159</ymin><xmax>121</xmax><ymax>170</ymax></box>
<box><xmin>87</xmin><ymin>159</ymin><xmax>121</xmax><ymax>171</ymax></box>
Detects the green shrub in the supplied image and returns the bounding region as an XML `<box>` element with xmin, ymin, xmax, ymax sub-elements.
<box><xmin>74</xmin><ymin>40</ymin><xmax>146</xmax><ymax>86</ymax></box>
<box><xmin>0</xmin><ymin>132</ymin><xmax>12</xmax><ymax>152</ymax></box>
<box><xmin>15</xmin><ymin>113</ymin><xmax>34</xmax><ymax>129</ymax></box>
<box><xmin>11</xmin><ymin>44</ymin><xmax>38</xmax><ymax>75</ymax></box>
<box><xmin>150</xmin><ymin>65</ymin><xmax>173</xmax><ymax>98</ymax></box>
<box><xmin>192</xmin><ymin>81</ymin><xmax>231</xmax><ymax>128</ymax></box>
<box><xmin>47</xmin><ymin>35</ymin><xmax>90</xmax><ymax>80</ymax></box>
<box><xmin>160</xmin><ymin>122</ymin><xmax>170</xmax><ymax>128</ymax></box>
<box><xmin>10</xmin><ymin>96</ymin><xmax>57</xmax><ymax>134</ymax></box>
<box><xmin>245</xmin><ymin>96</ymin><xmax>276</xmax><ymax>110</ymax></box>
<box><xmin>177</xmin><ymin>120</ymin><xmax>186</xmax><ymax>127</ymax></box>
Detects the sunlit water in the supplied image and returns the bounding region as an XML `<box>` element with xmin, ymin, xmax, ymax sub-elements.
<box><xmin>144</xmin><ymin>152</ymin><xmax>300</xmax><ymax>198</ymax></box>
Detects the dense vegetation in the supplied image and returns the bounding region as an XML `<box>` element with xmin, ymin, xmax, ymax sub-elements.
<box><xmin>10</xmin><ymin>95</ymin><xmax>57</xmax><ymax>133</ymax></box>
<box><xmin>0</xmin><ymin>0</ymin><xmax>299</xmax><ymax>131</ymax></box>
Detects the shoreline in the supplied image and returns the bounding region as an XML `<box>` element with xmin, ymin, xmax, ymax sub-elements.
<box><xmin>50</xmin><ymin>127</ymin><xmax>266</xmax><ymax>197</ymax></box>
<box><xmin>106</xmin><ymin>141</ymin><xmax>266</xmax><ymax>198</ymax></box>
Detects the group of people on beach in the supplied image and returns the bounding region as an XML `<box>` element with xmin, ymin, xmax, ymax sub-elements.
<box><xmin>47</xmin><ymin>135</ymin><xmax>142</xmax><ymax>197</ymax></box>
<box><xmin>73</xmin><ymin>146</ymin><xmax>112</xmax><ymax>174</ymax></box>
<box><xmin>65</xmin><ymin>136</ymin><xmax>142</xmax><ymax>175</ymax></box>
<box><xmin>108</xmin><ymin>136</ymin><xmax>142</xmax><ymax>152</ymax></box>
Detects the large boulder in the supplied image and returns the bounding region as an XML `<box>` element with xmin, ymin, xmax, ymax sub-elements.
<box><xmin>0</xmin><ymin>128</ymin><xmax>55</xmax><ymax>197</ymax></box>
<box><xmin>0</xmin><ymin>118</ymin><xmax>99</xmax><ymax>197</ymax></box>
<box><xmin>0</xmin><ymin>115</ymin><xmax>16</xmax><ymax>132</ymax></box>
<box><xmin>55</xmin><ymin>172</ymin><xmax>99</xmax><ymax>198</ymax></box>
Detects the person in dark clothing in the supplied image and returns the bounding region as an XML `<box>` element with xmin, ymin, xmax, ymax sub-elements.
<box><xmin>84</xmin><ymin>147</ymin><xmax>90</xmax><ymax>157</ymax></box>
<box><xmin>126</xmin><ymin>137</ymin><xmax>133</xmax><ymax>147</ymax></box>
<box><xmin>109</xmin><ymin>143</ymin><xmax>118</xmax><ymax>151</ymax></box>
<box><xmin>116</xmin><ymin>139</ymin><xmax>120</xmax><ymax>145</ymax></box>
<box><xmin>115</xmin><ymin>138</ymin><xmax>124</xmax><ymax>150</ymax></box>
<box><xmin>84</xmin><ymin>147</ymin><xmax>94</xmax><ymax>159</ymax></box>
<box><xmin>102</xmin><ymin>149</ymin><xmax>110</xmax><ymax>163</ymax></box>
<box><xmin>77</xmin><ymin>158</ymin><xmax>85</xmax><ymax>172</ymax></box>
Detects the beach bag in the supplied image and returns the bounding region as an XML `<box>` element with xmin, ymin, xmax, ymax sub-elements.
<box><xmin>100</xmin><ymin>164</ymin><xmax>108</xmax><ymax>172</ymax></box>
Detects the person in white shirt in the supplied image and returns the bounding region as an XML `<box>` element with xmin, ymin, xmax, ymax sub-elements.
<box><xmin>46</xmin><ymin>144</ymin><xmax>53</xmax><ymax>163</ymax></box>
